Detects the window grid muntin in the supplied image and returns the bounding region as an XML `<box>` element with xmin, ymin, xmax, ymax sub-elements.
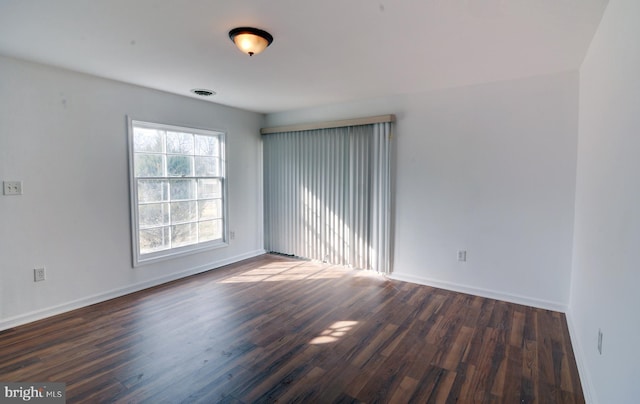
<box><xmin>131</xmin><ymin>120</ymin><xmax>226</xmax><ymax>263</ymax></box>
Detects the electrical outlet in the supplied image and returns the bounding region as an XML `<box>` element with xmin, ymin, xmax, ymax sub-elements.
<box><xmin>230</xmin><ymin>231</ymin><xmax>236</xmax><ymax>240</ymax></box>
<box><xmin>3</xmin><ymin>181</ymin><xmax>23</xmax><ymax>195</ymax></box>
<box><xmin>34</xmin><ymin>267</ymin><xmax>46</xmax><ymax>282</ymax></box>
<box><xmin>457</xmin><ymin>250</ymin><xmax>467</xmax><ymax>262</ymax></box>
<box><xmin>597</xmin><ymin>329</ymin><xmax>603</xmax><ymax>354</ymax></box>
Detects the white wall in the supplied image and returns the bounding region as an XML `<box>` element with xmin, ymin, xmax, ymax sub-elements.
<box><xmin>0</xmin><ymin>56</ymin><xmax>265</xmax><ymax>329</ymax></box>
<box><xmin>266</xmin><ymin>71</ymin><xmax>579</xmax><ymax>310</ymax></box>
<box><xmin>570</xmin><ymin>0</ymin><xmax>640</xmax><ymax>402</ymax></box>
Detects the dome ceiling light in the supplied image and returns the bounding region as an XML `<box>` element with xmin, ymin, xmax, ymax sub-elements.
<box><xmin>229</xmin><ymin>27</ymin><xmax>273</xmax><ymax>56</ymax></box>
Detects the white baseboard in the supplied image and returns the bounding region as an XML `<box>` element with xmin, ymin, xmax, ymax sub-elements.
<box><xmin>0</xmin><ymin>249</ymin><xmax>266</xmax><ymax>332</ymax></box>
<box><xmin>388</xmin><ymin>272</ymin><xmax>568</xmax><ymax>312</ymax></box>
<box><xmin>565</xmin><ymin>309</ymin><xmax>596</xmax><ymax>404</ymax></box>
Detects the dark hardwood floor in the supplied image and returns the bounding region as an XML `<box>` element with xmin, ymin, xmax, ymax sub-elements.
<box><xmin>0</xmin><ymin>254</ymin><xmax>584</xmax><ymax>403</ymax></box>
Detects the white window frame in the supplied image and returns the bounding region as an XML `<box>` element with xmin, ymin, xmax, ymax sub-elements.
<box><xmin>127</xmin><ymin>118</ymin><xmax>228</xmax><ymax>266</ymax></box>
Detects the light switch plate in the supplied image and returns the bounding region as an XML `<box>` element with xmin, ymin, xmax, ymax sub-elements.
<box><xmin>3</xmin><ymin>181</ymin><xmax>23</xmax><ymax>195</ymax></box>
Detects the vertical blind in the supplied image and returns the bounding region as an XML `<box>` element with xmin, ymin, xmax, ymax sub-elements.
<box><xmin>263</xmin><ymin>121</ymin><xmax>392</xmax><ymax>273</ymax></box>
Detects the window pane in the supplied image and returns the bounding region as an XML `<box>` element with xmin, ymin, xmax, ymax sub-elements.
<box><xmin>139</xmin><ymin>203</ymin><xmax>169</xmax><ymax>228</ymax></box>
<box><xmin>199</xmin><ymin>219</ymin><xmax>222</xmax><ymax>242</ymax></box>
<box><xmin>198</xmin><ymin>179</ymin><xmax>221</xmax><ymax>199</ymax></box>
<box><xmin>170</xmin><ymin>179</ymin><xmax>195</xmax><ymax>201</ymax></box>
<box><xmin>171</xmin><ymin>201</ymin><xmax>197</xmax><ymax>224</ymax></box>
<box><xmin>131</xmin><ymin>121</ymin><xmax>226</xmax><ymax>264</ymax></box>
<box><xmin>195</xmin><ymin>135</ymin><xmax>219</xmax><ymax>156</ymax></box>
<box><xmin>133</xmin><ymin>128</ymin><xmax>164</xmax><ymax>153</ymax></box>
<box><xmin>194</xmin><ymin>156</ymin><xmax>219</xmax><ymax>177</ymax></box>
<box><xmin>167</xmin><ymin>131</ymin><xmax>194</xmax><ymax>155</ymax></box>
<box><xmin>198</xmin><ymin>199</ymin><xmax>222</xmax><ymax>220</ymax></box>
<box><xmin>167</xmin><ymin>155</ymin><xmax>193</xmax><ymax>177</ymax></box>
<box><xmin>138</xmin><ymin>180</ymin><xmax>169</xmax><ymax>203</ymax></box>
<box><xmin>139</xmin><ymin>227</ymin><xmax>170</xmax><ymax>254</ymax></box>
<box><xmin>172</xmin><ymin>223</ymin><xmax>198</xmax><ymax>247</ymax></box>
<box><xmin>135</xmin><ymin>153</ymin><xmax>165</xmax><ymax>177</ymax></box>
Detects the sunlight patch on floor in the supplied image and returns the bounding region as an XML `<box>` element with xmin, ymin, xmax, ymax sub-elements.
<box><xmin>309</xmin><ymin>321</ymin><xmax>358</xmax><ymax>344</ymax></box>
<box><xmin>219</xmin><ymin>261</ymin><xmax>347</xmax><ymax>283</ymax></box>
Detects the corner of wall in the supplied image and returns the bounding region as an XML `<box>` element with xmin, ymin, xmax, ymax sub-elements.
<box><xmin>565</xmin><ymin>307</ymin><xmax>597</xmax><ymax>404</ymax></box>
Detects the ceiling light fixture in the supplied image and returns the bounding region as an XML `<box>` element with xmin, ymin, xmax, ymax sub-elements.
<box><xmin>229</xmin><ymin>27</ymin><xmax>273</xmax><ymax>56</ymax></box>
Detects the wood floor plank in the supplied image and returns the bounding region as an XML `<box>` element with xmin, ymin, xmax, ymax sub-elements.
<box><xmin>0</xmin><ymin>254</ymin><xmax>584</xmax><ymax>403</ymax></box>
<box><xmin>522</xmin><ymin>339</ymin><xmax>539</xmax><ymax>403</ymax></box>
<box><xmin>502</xmin><ymin>344</ymin><xmax>524</xmax><ymax>403</ymax></box>
<box><xmin>510</xmin><ymin>310</ymin><xmax>526</xmax><ymax>347</ymax></box>
<box><xmin>388</xmin><ymin>376</ymin><xmax>419</xmax><ymax>404</ymax></box>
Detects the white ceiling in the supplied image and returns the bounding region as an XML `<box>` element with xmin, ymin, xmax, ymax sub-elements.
<box><xmin>0</xmin><ymin>0</ymin><xmax>608</xmax><ymax>114</ymax></box>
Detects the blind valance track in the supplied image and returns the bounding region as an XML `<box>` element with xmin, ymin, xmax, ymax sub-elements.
<box><xmin>261</xmin><ymin>114</ymin><xmax>395</xmax><ymax>135</ymax></box>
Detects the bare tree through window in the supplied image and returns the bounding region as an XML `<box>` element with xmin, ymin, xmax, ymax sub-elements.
<box><xmin>129</xmin><ymin>120</ymin><xmax>226</xmax><ymax>265</ymax></box>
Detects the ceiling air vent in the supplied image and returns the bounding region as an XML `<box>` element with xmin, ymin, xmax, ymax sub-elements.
<box><xmin>191</xmin><ymin>89</ymin><xmax>216</xmax><ymax>97</ymax></box>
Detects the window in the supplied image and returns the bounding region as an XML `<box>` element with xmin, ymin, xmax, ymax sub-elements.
<box><xmin>128</xmin><ymin>119</ymin><xmax>226</xmax><ymax>266</ymax></box>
